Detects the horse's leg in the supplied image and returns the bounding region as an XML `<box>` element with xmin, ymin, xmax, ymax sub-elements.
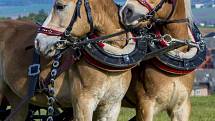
<box><xmin>135</xmin><ymin>78</ymin><xmax>156</xmax><ymax>121</ymax></box>
<box><xmin>73</xmin><ymin>95</ymin><xmax>97</xmax><ymax>121</ymax></box>
<box><xmin>169</xmin><ymin>98</ymin><xmax>191</xmax><ymax>121</ymax></box>
<box><xmin>94</xmin><ymin>102</ymin><xmax>121</xmax><ymax>121</ymax></box>
<box><xmin>4</xmin><ymin>84</ymin><xmax>28</xmax><ymax>121</ymax></box>
<box><xmin>137</xmin><ymin>97</ymin><xmax>156</xmax><ymax>121</ymax></box>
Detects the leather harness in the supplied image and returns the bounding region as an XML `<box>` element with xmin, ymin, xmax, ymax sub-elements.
<box><xmin>137</xmin><ymin>0</ymin><xmax>189</xmax><ymax>25</ymax></box>
<box><xmin>135</xmin><ymin>0</ymin><xmax>206</xmax><ymax>74</ymax></box>
<box><xmin>5</xmin><ymin>0</ymin><xmax>206</xmax><ymax>120</ymax></box>
<box><xmin>150</xmin><ymin>24</ymin><xmax>206</xmax><ymax>74</ymax></box>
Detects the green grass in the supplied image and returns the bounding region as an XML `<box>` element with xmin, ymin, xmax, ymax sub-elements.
<box><xmin>30</xmin><ymin>95</ymin><xmax>215</xmax><ymax>121</ymax></box>
<box><xmin>118</xmin><ymin>95</ymin><xmax>215</xmax><ymax>121</ymax></box>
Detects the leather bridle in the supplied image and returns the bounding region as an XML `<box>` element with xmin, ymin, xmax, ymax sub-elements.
<box><xmin>37</xmin><ymin>0</ymin><xmax>130</xmax><ymax>51</ymax></box>
<box><xmin>37</xmin><ymin>0</ymin><xmax>94</xmax><ymax>42</ymax></box>
<box><xmin>136</xmin><ymin>0</ymin><xmax>188</xmax><ymax>25</ymax></box>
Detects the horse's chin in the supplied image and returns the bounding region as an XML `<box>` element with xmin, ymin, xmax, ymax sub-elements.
<box><xmin>125</xmin><ymin>21</ymin><xmax>151</xmax><ymax>29</ymax></box>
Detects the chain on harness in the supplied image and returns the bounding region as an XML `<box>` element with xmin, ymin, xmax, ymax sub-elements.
<box><xmin>45</xmin><ymin>53</ymin><xmax>62</xmax><ymax>121</ymax></box>
<box><xmin>37</xmin><ymin>0</ymin><xmax>93</xmax><ymax>120</ymax></box>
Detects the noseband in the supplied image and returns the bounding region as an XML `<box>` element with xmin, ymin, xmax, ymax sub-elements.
<box><xmin>136</xmin><ymin>0</ymin><xmax>187</xmax><ymax>25</ymax></box>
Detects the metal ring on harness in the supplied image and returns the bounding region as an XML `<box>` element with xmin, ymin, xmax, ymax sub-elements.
<box><xmin>83</xmin><ymin>33</ymin><xmax>147</xmax><ymax>71</ymax></box>
<box><xmin>149</xmin><ymin>23</ymin><xmax>206</xmax><ymax>74</ymax></box>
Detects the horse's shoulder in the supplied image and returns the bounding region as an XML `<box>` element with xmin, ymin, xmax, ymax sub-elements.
<box><xmin>0</xmin><ymin>20</ymin><xmax>37</xmax><ymax>42</ymax></box>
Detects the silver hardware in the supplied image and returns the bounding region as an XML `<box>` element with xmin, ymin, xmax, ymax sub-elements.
<box><xmin>28</xmin><ymin>64</ymin><xmax>40</xmax><ymax>76</ymax></box>
<box><xmin>51</xmin><ymin>69</ymin><xmax>57</xmax><ymax>77</ymax></box>
<box><xmin>53</xmin><ymin>61</ymin><xmax>60</xmax><ymax>68</ymax></box>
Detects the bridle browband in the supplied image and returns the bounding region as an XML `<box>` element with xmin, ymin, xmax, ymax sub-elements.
<box><xmin>136</xmin><ymin>0</ymin><xmax>188</xmax><ymax>25</ymax></box>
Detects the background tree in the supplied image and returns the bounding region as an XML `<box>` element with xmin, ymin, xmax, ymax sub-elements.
<box><xmin>16</xmin><ymin>9</ymin><xmax>48</xmax><ymax>23</ymax></box>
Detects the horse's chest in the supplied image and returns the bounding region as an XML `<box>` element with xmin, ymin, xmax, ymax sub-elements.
<box><xmin>100</xmin><ymin>75</ymin><xmax>130</xmax><ymax>103</ymax></box>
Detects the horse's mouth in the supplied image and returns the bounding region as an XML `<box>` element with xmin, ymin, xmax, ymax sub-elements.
<box><xmin>126</xmin><ymin>19</ymin><xmax>151</xmax><ymax>29</ymax></box>
<box><xmin>136</xmin><ymin>20</ymin><xmax>151</xmax><ymax>28</ymax></box>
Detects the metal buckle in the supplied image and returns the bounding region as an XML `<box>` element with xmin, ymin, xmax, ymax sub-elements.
<box><xmin>28</xmin><ymin>64</ymin><xmax>41</xmax><ymax>76</ymax></box>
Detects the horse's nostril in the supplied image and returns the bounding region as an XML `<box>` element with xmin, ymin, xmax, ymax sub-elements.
<box><xmin>123</xmin><ymin>7</ymin><xmax>133</xmax><ymax>19</ymax></box>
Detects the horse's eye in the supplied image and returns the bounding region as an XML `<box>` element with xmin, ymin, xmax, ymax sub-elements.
<box><xmin>55</xmin><ymin>3</ymin><xmax>66</xmax><ymax>11</ymax></box>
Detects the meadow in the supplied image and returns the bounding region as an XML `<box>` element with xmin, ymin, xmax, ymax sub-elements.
<box><xmin>118</xmin><ymin>95</ymin><xmax>215</xmax><ymax>121</ymax></box>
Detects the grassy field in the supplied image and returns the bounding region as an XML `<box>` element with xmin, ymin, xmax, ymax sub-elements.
<box><xmin>118</xmin><ymin>95</ymin><xmax>215</xmax><ymax>121</ymax></box>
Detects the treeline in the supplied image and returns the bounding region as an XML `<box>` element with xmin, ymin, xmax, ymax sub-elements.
<box><xmin>0</xmin><ymin>9</ymin><xmax>48</xmax><ymax>24</ymax></box>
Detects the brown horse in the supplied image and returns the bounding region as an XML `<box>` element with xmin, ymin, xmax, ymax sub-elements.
<box><xmin>0</xmin><ymin>0</ymin><xmax>135</xmax><ymax>120</ymax></box>
<box><xmin>120</xmin><ymin>0</ymin><xmax>195</xmax><ymax>121</ymax></box>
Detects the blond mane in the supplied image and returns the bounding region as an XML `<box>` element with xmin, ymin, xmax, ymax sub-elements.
<box><xmin>184</xmin><ymin>0</ymin><xmax>193</xmax><ymax>24</ymax></box>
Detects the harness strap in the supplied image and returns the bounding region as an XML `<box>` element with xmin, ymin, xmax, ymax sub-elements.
<box><xmin>137</xmin><ymin>0</ymin><xmax>153</xmax><ymax>11</ymax></box>
<box><xmin>5</xmin><ymin>50</ymin><xmax>41</xmax><ymax>121</ymax></box>
<box><xmin>137</xmin><ymin>0</ymin><xmax>179</xmax><ymax>25</ymax></box>
<box><xmin>42</xmin><ymin>49</ymin><xmax>79</xmax><ymax>89</ymax></box>
<box><xmin>154</xmin><ymin>18</ymin><xmax>189</xmax><ymax>25</ymax></box>
<box><xmin>142</xmin><ymin>41</ymin><xmax>186</xmax><ymax>61</ymax></box>
<box><xmin>84</xmin><ymin>0</ymin><xmax>94</xmax><ymax>32</ymax></box>
<box><xmin>38</xmin><ymin>26</ymin><xmax>63</xmax><ymax>36</ymax></box>
<box><xmin>147</xmin><ymin>0</ymin><xmax>167</xmax><ymax>16</ymax></box>
<box><xmin>27</xmin><ymin>51</ymin><xmax>41</xmax><ymax>97</ymax></box>
<box><xmin>63</xmin><ymin>0</ymin><xmax>82</xmax><ymax>38</ymax></box>
<box><xmin>63</xmin><ymin>0</ymin><xmax>94</xmax><ymax>39</ymax></box>
<box><xmin>165</xmin><ymin>0</ymin><xmax>176</xmax><ymax>20</ymax></box>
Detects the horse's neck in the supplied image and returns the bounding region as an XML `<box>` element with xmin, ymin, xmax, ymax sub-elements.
<box><xmin>162</xmin><ymin>23</ymin><xmax>189</xmax><ymax>39</ymax></box>
<box><xmin>161</xmin><ymin>0</ymin><xmax>189</xmax><ymax>40</ymax></box>
<box><xmin>92</xmin><ymin>0</ymin><xmax>127</xmax><ymax>48</ymax></box>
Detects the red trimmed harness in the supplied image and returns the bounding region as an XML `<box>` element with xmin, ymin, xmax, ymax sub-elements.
<box><xmin>136</xmin><ymin>0</ymin><xmax>194</xmax><ymax>75</ymax></box>
<box><xmin>136</xmin><ymin>0</ymin><xmax>179</xmax><ymax>24</ymax></box>
<box><xmin>82</xmin><ymin>34</ymin><xmax>137</xmax><ymax>72</ymax></box>
<box><xmin>137</xmin><ymin>0</ymin><xmax>175</xmax><ymax>11</ymax></box>
<box><xmin>152</xmin><ymin>29</ymin><xmax>196</xmax><ymax>75</ymax></box>
<box><xmin>38</xmin><ymin>27</ymin><xmax>64</xmax><ymax>36</ymax></box>
<box><xmin>37</xmin><ymin>27</ymin><xmax>138</xmax><ymax>72</ymax></box>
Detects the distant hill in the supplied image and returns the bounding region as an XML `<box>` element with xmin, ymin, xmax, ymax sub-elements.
<box><xmin>0</xmin><ymin>0</ymin><xmax>54</xmax><ymax>6</ymax></box>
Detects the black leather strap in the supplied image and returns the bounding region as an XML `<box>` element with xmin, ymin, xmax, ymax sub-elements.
<box><xmin>63</xmin><ymin>0</ymin><xmax>82</xmax><ymax>38</ymax></box>
<box><xmin>147</xmin><ymin>0</ymin><xmax>167</xmax><ymax>17</ymax></box>
<box><xmin>27</xmin><ymin>50</ymin><xmax>41</xmax><ymax>97</ymax></box>
<box><xmin>84</xmin><ymin>0</ymin><xmax>94</xmax><ymax>32</ymax></box>
<box><xmin>63</xmin><ymin>0</ymin><xmax>94</xmax><ymax>39</ymax></box>
<box><xmin>5</xmin><ymin>50</ymin><xmax>41</xmax><ymax>121</ymax></box>
<box><xmin>154</xmin><ymin>18</ymin><xmax>190</xmax><ymax>25</ymax></box>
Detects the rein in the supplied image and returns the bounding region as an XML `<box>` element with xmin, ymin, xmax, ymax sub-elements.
<box><xmin>38</xmin><ymin>26</ymin><xmax>128</xmax><ymax>50</ymax></box>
